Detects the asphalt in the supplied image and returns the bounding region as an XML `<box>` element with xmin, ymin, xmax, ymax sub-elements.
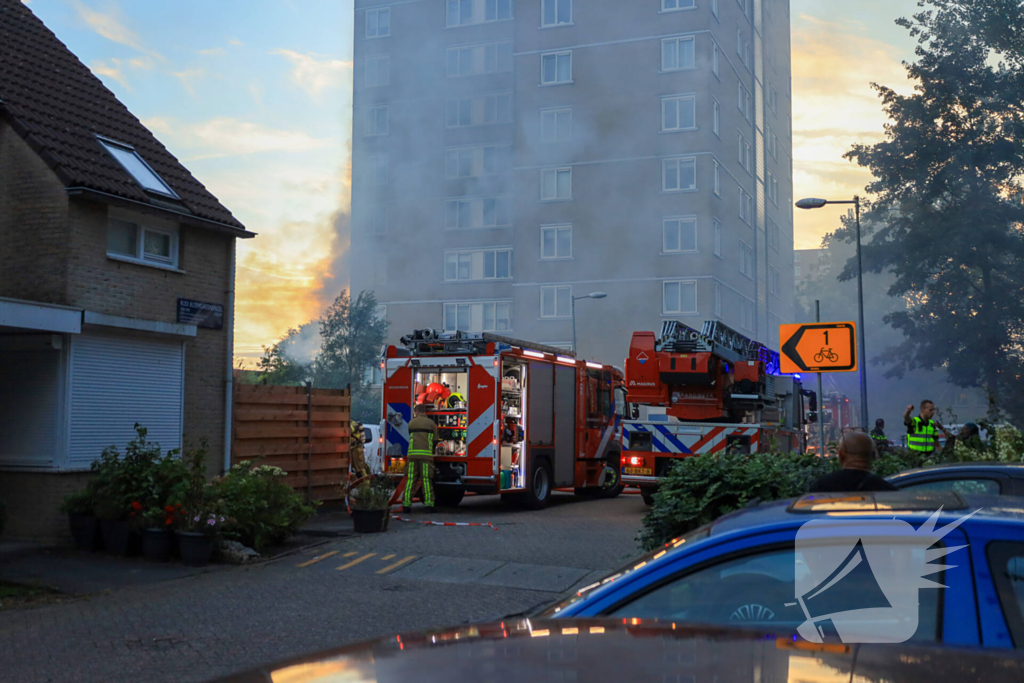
<box><xmin>0</xmin><ymin>491</ymin><xmax>648</xmax><ymax>683</ymax></box>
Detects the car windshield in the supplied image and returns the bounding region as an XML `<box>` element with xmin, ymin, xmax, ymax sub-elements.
<box><xmin>533</xmin><ymin>524</ymin><xmax>713</xmax><ymax>618</ymax></box>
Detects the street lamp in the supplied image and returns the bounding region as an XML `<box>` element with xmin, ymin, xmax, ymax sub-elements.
<box><xmin>572</xmin><ymin>292</ymin><xmax>607</xmax><ymax>355</ymax></box>
<box><xmin>796</xmin><ymin>195</ymin><xmax>869</xmax><ymax>431</ymax></box>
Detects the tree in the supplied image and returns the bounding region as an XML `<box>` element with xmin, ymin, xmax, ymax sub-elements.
<box><xmin>255</xmin><ymin>323</ymin><xmax>317</xmax><ymax>386</ymax></box>
<box><xmin>316</xmin><ymin>290</ymin><xmax>389</xmax><ymax>422</ymax></box>
<box><xmin>840</xmin><ymin>0</ymin><xmax>1024</xmax><ymax>422</ymax></box>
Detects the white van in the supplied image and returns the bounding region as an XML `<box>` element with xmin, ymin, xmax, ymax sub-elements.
<box><xmin>363</xmin><ymin>422</ymin><xmax>385</xmax><ymax>474</ymax></box>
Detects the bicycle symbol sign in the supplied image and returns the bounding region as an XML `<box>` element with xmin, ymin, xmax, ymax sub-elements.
<box><xmin>779</xmin><ymin>322</ymin><xmax>857</xmax><ymax>373</ymax></box>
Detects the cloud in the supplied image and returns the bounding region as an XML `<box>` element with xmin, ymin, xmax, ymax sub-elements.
<box><xmin>128</xmin><ymin>56</ymin><xmax>154</xmax><ymax>69</ymax></box>
<box><xmin>229</xmin><ymin>38</ymin><xmax>244</xmax><ymax>46</ymax></box>
<box><xmin>145</xmin><ymin>116</ymin><xmax>334</xmax><ymax>160</ymax></box>
<box><xmin>197</xmin><ymin>47</ymin><xmax>227</xmax><ymax>57</ymax></box>
<box><xmin>271</xmin><ymin>49</ymin><xmax>352</xmax><ymax>99</ymax></box>
<box><xmin>69</xmin><ymin>0</ymin><xmax>164</xmax><ymax>61</ymax></box>
<box><xmin>171</xmin><ymin>68</ymin><xmax>205</xmax><ymax>99</ymax></box>
<box><xmin>90</xmin><ymin>58</ymin><xmax>131</xmax><ymax>90</ymax></box>
<box><xmin>140</xmin><ymin>116</ymin><xmax>172</xmax><ymax>135</ymax></box>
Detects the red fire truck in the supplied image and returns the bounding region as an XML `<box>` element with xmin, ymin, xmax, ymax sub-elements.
<box><xmin>619</xmin><ymin>320</ymin><xmax>809</xmax><ymax>504</ymax></box>
<box><xmin>381</xmin><ymin>330</ymin><xmax>626</xmax><ymax>509</ymax></box>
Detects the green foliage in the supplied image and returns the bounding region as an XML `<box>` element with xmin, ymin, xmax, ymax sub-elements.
<box><xmin>213</xmin><ymin>461</ymin><xmax>317</xmax><ymax>551</ymax></box>
<box><xmin>316</xmin><ymin>290</ymin><xmax>389</xmax><ymax>393</ymax></box>
<box><xmin>167</xmin><ymin>440</ymin><xmax>222</xmax><ymax>535</ymax></box>
<box><xmin>348</xmin><ymin>474</ymin><xmax>395</xmax><ymax>511</ymax></box>
<box><xmin>58</xmin><ymin>490</ymin><xmax>95</xmax><ymax>516</ymax></box>
<box><xmin>89</xmin><ymin>424</ymin><xmax>173</xmax><ymax>521</ymax></box>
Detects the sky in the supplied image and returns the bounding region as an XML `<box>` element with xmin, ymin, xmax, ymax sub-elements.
<box><xmin>19</xmin><ymin>0</ymin><xmax>921</xmax><ymax>363</ymax></box>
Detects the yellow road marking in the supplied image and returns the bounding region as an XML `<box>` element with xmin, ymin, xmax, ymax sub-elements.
<box><xmin>342</xmin><ymin>551</ymin><xmax>358</xmax><ymax>558</ymax></box>
<box><xmin>377</xmin><ymin>555</ymin><xmax>417</xmax><ymax>575</ymax></box>
<box><xmin>336</xmin><ymin>553</ymin><xmax>376</xmax><ymax>571</ymax></box>
<box><xmin>296</xmin><ymin>550</ymin><xmax>338</xmax><ymax>568</ymax></box>
<box><xmin>381</xmin><ymin>554</ymin><xmax>396</xmax><ymax>561</ymax></box>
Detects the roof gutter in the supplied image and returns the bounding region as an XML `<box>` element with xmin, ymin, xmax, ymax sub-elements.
<box><xmin>65</xmin><ymin>186</ymin><xmax>256</xmax><ymax>238</ymax></box>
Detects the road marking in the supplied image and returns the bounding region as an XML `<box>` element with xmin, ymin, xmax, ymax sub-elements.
<box><xmin>377</xmin><ymin>555</ymin><xmax>417</xmax><ymax>575</ymax></box>
<box><xmin>336</xmin><ymin>553</ymin><xmax>376</xmax><ymax>571</ymax></box>
<box><xmin>381</xmin><ymin>554</ymin><xmax>396</xmax><ymax>561</ymax></box>
<box><xmin>296</xmin><ymin>550</ymin><xmax>339</xmax><ymax>568</ymax></box>
<box><xmin>342</xmin><ymin>551</ymin><xmax>359</xmax><ymax>558</ymax></box>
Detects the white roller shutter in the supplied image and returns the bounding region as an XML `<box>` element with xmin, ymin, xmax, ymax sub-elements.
<box><xmin>0</xmin><ymin>347</ymin><xmax>61</xmax><ymax>467</ymax></box>
<box><xmin>68</xmin><ymin>333</ymin><xmax>183</xmax><ymax>468</ymax></box>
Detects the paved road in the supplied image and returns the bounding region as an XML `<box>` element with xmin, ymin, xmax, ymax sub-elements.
<box><xmin>0</xmin><ymin>492</ymin><xmax>647</xmax><ymax>683</ymax></box>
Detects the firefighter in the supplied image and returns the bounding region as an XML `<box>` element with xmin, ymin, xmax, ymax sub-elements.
<box><xmin>869</xmin><ymin>418</ymin><xmax>889</xmax><ymax>453</ymax></box>
<box><xmin>349</xmin><ymin>420</ymin><xmax>370</xmax><ymax>478</ymax></box>
<box><xmin>404</xmin><ymin>403</ymin><xmax>438</xmax><ymax>513</ymax></box>
<box><xmin>903</xmin><ymin>400</ymin><xmax>949</xmax><ymax>455</ymax></box>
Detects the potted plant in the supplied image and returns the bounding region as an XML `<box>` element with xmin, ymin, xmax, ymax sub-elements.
<box><xmin>59</xmin><ymin>490</ymin><xmax>102</xmax><ymax>551</ymax></box>
<box><xmin>169</xmin><ymin>439</ymin><xmax>222</xmax><ymax>567</ymax></box>
<box><xmin>348</xmin><ymin>474</ymin><xmax>395</xmax><ymax>533</ymax></box>
<box><xmin>177</xmin><ymin>510</ymin><xmax>226</xmax><ymax>567</ymax></box>
<box><xmin>142</xmin><ymin>504</ymin><xmax>182</xmax><ymax>562</ymax></box>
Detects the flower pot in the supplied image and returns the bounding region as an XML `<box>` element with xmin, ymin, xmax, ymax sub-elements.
<box><xmin>177</xmin><ymin>531</ymin><xmax>215</xmax><ymax>567</ymax></box>
<box><xmin>68</xmin><ymin>514</ymin><xmax>102</xmax><ymax>552</ymax></box>
<box><xmin>142</xmin><ymin>528</ymin><xmax>173</xmax><ymax>562</ymax></box>
<box><xmin>100</xmin><ymin>519</ymin><xmax>142</xmax><ymax>557</ymax></box>
<box><xmin>352</xmin><ymin>508</ymin><xmax>389</xmax><ymax>533</ymax></box>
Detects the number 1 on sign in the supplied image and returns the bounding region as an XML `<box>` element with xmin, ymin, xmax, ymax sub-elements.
<box><xmin>824</xmin><ymin>331</ymin><xmax>829</xmax><ymax>344</ymax></box>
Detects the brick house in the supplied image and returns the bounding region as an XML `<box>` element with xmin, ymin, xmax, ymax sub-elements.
<box><xmin>0</xmin><ymin>1</ymin><xmax>254</xmax><ymax>538</ymax></box>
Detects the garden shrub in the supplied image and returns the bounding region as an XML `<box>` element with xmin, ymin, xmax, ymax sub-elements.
<box><xmin>213</xmin><ymin>461</ymin><xmax>317</xmax><ymax>551</ymax></box>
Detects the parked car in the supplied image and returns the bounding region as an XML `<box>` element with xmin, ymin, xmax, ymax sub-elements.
<box><xmin>889</xmin><ymin>463</ymin><xmax>1024</xmax><ymax>496</ymax></box>
<box><xmin>211</xmin><ymin>618</ymin><xmax>1024</xmax><ymax>682</ymax></box>
<box><xmin>535</xmin><ymin>492</ymin><xmax>1024</xmax><ymax>649</ymax></box>
<box><xmin>363</xmin><ymin>422</ymin><xmax>385</xmax><ymax>474</ymax></box>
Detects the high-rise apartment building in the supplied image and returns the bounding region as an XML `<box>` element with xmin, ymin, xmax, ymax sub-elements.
<box><xmin>351</xmin><ymin>0</ymin><xmax>794</xmax><ymax>364</ymax></box>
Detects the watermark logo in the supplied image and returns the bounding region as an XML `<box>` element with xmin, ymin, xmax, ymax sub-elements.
<box><xmin>791</xmin><ymin>508</ymin><xmax>977</xmax><ymax>643</ymax></box>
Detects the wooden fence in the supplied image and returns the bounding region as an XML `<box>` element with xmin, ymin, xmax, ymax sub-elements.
<box><xmin>231</xmin><ymin>384</ymin><xmax>351</xmax><ymax>502</ymax></box>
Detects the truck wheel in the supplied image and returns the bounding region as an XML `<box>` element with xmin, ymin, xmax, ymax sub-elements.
<box><xmin>640</xmin><ymin>488</ymin><xmax>656</xmax><ymax>506</ymax></box>
<box><xmin>523</xmin><ymin>460</ymin><xmax>553</xmax><ymax>510</ymax></box>
<box><xmin>435</xmin><ymin>486</ymin><xmax>465</xmax><ymax>508</ymax></box>
<box><xmin>593</xmin><ymin>456</ymin><xmax>624</xmax><ymax>499</ymax></box>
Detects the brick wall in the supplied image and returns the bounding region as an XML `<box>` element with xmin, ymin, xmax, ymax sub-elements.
<box><xmin>0</xmin><ymin>471</ymin><xmax>92</xmax><ymax>540</ymax></box>
<box><xmin>0</xmin><ymin>119</ymin><xmax>70</xmax><ymax>303</ymax></box>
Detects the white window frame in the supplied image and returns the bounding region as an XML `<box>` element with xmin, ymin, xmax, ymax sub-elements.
<box><xmin>713</xmin><ymin>160</ymin><xmax>721</xmax><ymax>196</ymax></box>
<box><xmin>443</xmin><ymin>248</ymin><xmax>513</xmax><ymax>282</ymax></box>
<box><xmin>365</xmin><ymin>105</ymin><xmax>389</xmax><ymax>137</ymax></box>
<box><xmin>713</xmin><ymin>219</ymin><xmax>722</xmax><ymax>257</ymax></box>
<box><xmin>446</xmin><ymin>92</ymin><xmax>513</xmax><ymax>128</ymax></box>
<box><xmin>661</xmin><ymin>0</ymin><xmax>696</xmax><ymax>12</ymax></box>
<box><xmin>540</xmin><ymin>224</ymin><xmax>572</xmax><ymax>260</ymax></box>
<box><xmin>446</xmin><ymin>41</ymin><xmax>514</xmax><ymax>78</ymax></box>
<box><xmin>662</xmin><ymin>279</ymin><xmax>698</xmax><ymax>315</ymax></box>
<box><xmin>712</xmin><ymin>44</ymin><xmax>720</xmax><ymax>77</ymax></box>
<box><xmin>540</xmin><ymin>107</ymin><xmax>572</xmax><ymax>143</ymax></box>
<box><xmin>738</xmin><ymin>133</ymin><xmax>751</xmax><ymax>173</ymax></box>
<box><xmin>364</xmin><ymin>55</ymin><xmax>390</xmax><ymax>87</ymax></box>
<box><xmin>540</xmin><ymin>285</ymin><xmax>572</xmax><ymax>319</ymax></box>
<box><xmin>444</xmin><ymin>197</ymin><xmax>511</xmax><ymax>230</ymax></box>
<box><xmin>540</xmin><ymin>167</ymin><xmax>573</xmax><ymax>201</ymax></box>
<box><xmin>662</xmin><ymin>156</ymin><xmax>697</xmax><ymax>192</ymax></box>
<box><xmin>541</xmin><ymin>50</ymin><xmax>573</xmax><ymax>85</ymax></box>
<box><xmin>662</xmin><ymin>216</ymin><xmax>698</xmax><ymax>254</ymax></box>
<box><xmin>447</xmin><ymin>0</ymin><xmax>514</xmax><ymax>27</ymax></box>
<box><xmin>768</xmin><ymin>83</ymin><xmax>778</xmax><ymax>113</ymax></box>
<box><xmin>445</xmin><ymin>144</ymin><xmax>512</xmax><ymax>178</ymax></box>
<box><xmin>739</xmin><ymin>240</ymin><xmax>754</xmax><ymax>279</ymax></box>
<box><xmin>713</xmin><ymin>99</ymin><xmax>720</xmax><ymax>137</ymax></box>
<box><xmin>106</xmin><ymin>219</ymin><xmax>180</xmax><ymax>269</ymax></box>
<box><xmin>541</xmin><ymin>0</ymin><xmax>572</xmax><ymax>27</ymax></box>
<box><xmin>97</xmin><ymin>136</ymin><xmax>178</xmax><ymax>199</ymax></box>
<box><xmin>661</xmin><ymin>36</ymin><xmax>696</xmax><ymax>73</ymax></box>
<box><xmin>712</xmin><ymin>0</ymin><xmax>719</xmax><ymax>19</ymax></box>
<box><xmin>737</xmin><ymin>82</ymin><xmax>751</xmax><ymax>121</ymax></box>
<box><xmin>767</xmin><ymin>171</ymin><xmax>779</xmax><ymax>206</ymax></box>
<box><xmin>661</xmin><ymin>94</ymin><xmax>697</xmax><ymax>133</ymax></box>
<box><xmin>365</xmin><ymin>8</ymin><xmax>391</xmax><ymax>38</ymax></box>
<box><xmin>370</xmin><ymin>154</ymin><xmax>388</xmax><ymax>185</ymax></box>
<box><xmin>443</xmin><ymin>300</ymin><xmax>513</xmax><ymax>333</ymax></box>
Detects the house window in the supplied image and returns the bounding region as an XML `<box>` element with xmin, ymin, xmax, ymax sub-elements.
<box><xmin>739</xmin><ymin>240</ymin><xmax>754</xmax><ymax>279</ymax></box>
<box><xmin>107</xmin><ymin>219</ymin><xmax>179</xmax><ymax>268</ymax></box>
<box><xmin>541</xmin><ymin>51</ymin><xmax>572</xmax><ymax>84</ymax></box>
<box><xmin>366</xmin><ymin>8</ymin><xmax>391</xmax><ymax>38</ymax></box>
<box><xmin>662</xmin><ymin>95</ymin><xmax>696</xmax><ymax>132</ymax></box>
<box><xmin>663</xmin><ymin>156</ymin><xmax>697</xmax><ymax>192</ymax></box>
<box><xmin>372</xmin><ymin>206</ymin><xmax>388</xmax><ymax>235</ymax></box>
<box><xmin>713</xmin><ymin>219</ymin><xmax>722</xmax><ymax>257</ymax></box>
<box><xmin>770</xmin><ymin>266</ymin><xmax>780</xmax><ymax>296</ymax></box>
<box><xmin>365</xmin><ymin>105</ymin><xmax>388</xmax><ymax>136</ymax></box>
<box><xmin>663</xmin><ymin>217</ymin><xmax>697</xmax><ymax>253</ymax></box>
<box><xmin>446</xmin><ymin>42</ymin><xmax>513</xmax><ymax>77</ymax></box>
<box><xmin>767</xmin><ymin>216</ymin><xmax>779</xmax><ymax>251</ymax></box>
<box><xmin>767</xmin><ymin>171</ymin><xmax>779</xmax><ymax>205</ymax></box>
<box><xmin>714</xmin><ymin>282</ymin><xmax>722</xmax><ymax>316</ymax></box>
<box><xmin>662</xmin><ymin>0</ymin><xmax>696</xmax><ymax>10</ymax></box>
<box><xmin>444</xmin><ymin>301</ymin><xmax>512</xmax><ymax>333</ymax></box>
<box><xmin>365</xmin><ymin>56</ymin><xmax>390</xmax><ymax>87</ymax></box>
<box><xmin>370</xmin><ymin>155</ymin><xmax>388</xmax><ymax>185</ymax></box>
<box><xmin>446</xmin><ymin>93</ymin><xmax>513</xmax><ymax>127</ymax></box>
<box><xmin>541</xmin><ymin>167</ymin><xmax>572</xmax><ymax>201</ymax></box>
<box><xmin>542</xmin><ymin>0</ymin><xmax>572</xmax><ymax>26</ymax></box>
<box><xmin>445</xmin><ymin>145</ymin><xmax>512</xmax><ymax>178</ymax></box>
<box><xmin>540</xmin><ymin>224</ymin><xmax>572</xmax><ymax>260</ymax></box>
<box><xmin>540</xmin><ymin>285</ymin><xmax>572</xmax><ymax>318</ymax></box>
<box><xmin>741</xmin><ymin>299</ymin><xmax>754</xmax><ymax>331</ymax></box>
<box><xmin>444</xmin><ymin>248</ymin><xmax>512</xmax><ymax>281</ymax></box>
<box><xmin>713</xmin><ymin>100</ymin><xmax>720</xmax><ymax>136</ymax></box>
<box><xmin>712</xmin><ymin>44</ymin><xmax>720</xmax><ymax>76</ymax></box>
<box><xmin>663</xmin><ymin>280</ymin><xmax>697</xmax><ymax>315</ymax></box>
<box><xmin>541</xmin><ymin>107</ymin><xmax>572</xmax><ymax>142</ymax></box>
<box><xmin>98</xmin><ymin>137</ymin><xmax>178</xmax><ymax>199</ymax></box>
<box><xmin>661</xmin><ymin>37</ymin><xmax>696</xmax><ymax>72</ymax></box>
<box><xmin>445</xmin><ymin>198</ymin><xmax>510</xmax><ymax>229</ymax></box>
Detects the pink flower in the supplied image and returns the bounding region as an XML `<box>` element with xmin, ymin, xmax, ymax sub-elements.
<box><xmin>207</xmin><ymin>518</ymin><xmax>216</xmax><ymax>526</ymax></box>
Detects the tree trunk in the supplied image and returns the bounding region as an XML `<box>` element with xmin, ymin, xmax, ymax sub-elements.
<box><xmin>980</xmin><ymin>265</ymin><xmax>1001</xmax><ymax>416</ymax></box>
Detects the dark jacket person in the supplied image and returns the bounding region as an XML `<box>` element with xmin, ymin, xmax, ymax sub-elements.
<box><xmin>808</xmin><ymin>432</ymin><xmax>898</xmax><ymax>493</ymax></box>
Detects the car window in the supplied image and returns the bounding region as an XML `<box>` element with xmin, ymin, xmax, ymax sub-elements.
<box><xmin>987</xmin><ymin>542</ymin><xmax>1024</xmax><ymax>648</ymax></box>
<box><xmin>364</xmin><ymin>428</ymin><xmax>373</xmax><ymax>444</ymax></box>
<box><xmin>607</xmin><ymin>544</ymin><xmax>941</xmax><ymax>642</ymax></box>
<box><xmin>902</xmin><ymin>478</ymin><xmax>1000</xmax><ymax>495</ymax></box>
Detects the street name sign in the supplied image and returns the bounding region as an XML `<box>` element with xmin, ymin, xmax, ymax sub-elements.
<box><xmin>779</xmin><ymin>322</ymin><xmax>857</xmax><ymax>373</ymax></box>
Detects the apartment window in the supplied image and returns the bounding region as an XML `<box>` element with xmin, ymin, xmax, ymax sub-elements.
<box><xmin>541</xmin><ymin>108</ymin><xmax>572</xmax><ymax>142</ymax></box>
<box><xmin>366</xmin><ymin>8</ymin><xmax>391</xmax><ymax>38</ymax></box>
<box><xmin>365</xmin><ymin>106</ymin><xmax>388</xmax><ymax>136</ymax></box>
<box><xmin>365</xmin><ymin>56</ymin><xmax>390</xmax><ymax>87</ymax></box>
<box><xmin>541</xmin><ymin>167</ymin><xmax>572</xmax><ymax>201</ymax></box>
<box><xmin>769</xmin><ymin>266</ymin><xmax>780</xmax><ymax>297</ymax></box>
<box><xmin>661</xmin><ymin>37</ymin><xmax>696</xmax><ymax>72</ymax></box>
<box><xmin>541</xmin><ymin>285</ymin><xmax>572</xmax><ymax>318</ymax></box>
<box><xmin>739</xmin><ymin>189</ymin><xmax>752</xmax><ymax>224</ymax></box>
<box><xmin>663</xmin><ymin>157</ymin><xmax>697</xmax><ymax>192</ymax></box>
<box><xmin>446</xmin><ymin>0</ymin><xmax>513</xmax><ymax>28</ymax></box>
<box><xmin>542</xmin><ymin>0</ymin><xmax>572</xmax><ymax>26</ymax></box>
<box><xmin>446</xmin><ymin>93</ymin><xmax>513</xmax><ymax>127</ymax></box>
<box><xmin>483</xmin><ymin>198</ymin><xmax>509</xmax><ymax>226</ymax></box>
<box><xmin>540</xmin><ymin>224</ymin><xmax>572</xmax><ymax>260</ymax></box>
<box><xmin>107</xmin><ymin>219</ymin><xmax>178</xmax><ymax>268</ymax></box>
<box><xmin>486</xmin><ymin>0</ymin><xmax>514</xmax><ymax>21</ymax></box>
<box><xmin>713</xmin><ymin>100</ymin><xmax>720</xmax><ymax>136</ymax></box>
<box><xmin>767</xmin><ymin>172</ymin><xmax>779</xmax><ymax>205</ymax></box>
<box><xmin>714</xmin><ymin>282</ymin><xmax>722</xmax><ymax>316</ymax></box>
<box><xmin>737</xmin><ymin>82</ymin><xmax>751</xmax><ymax>120</ymax></box>
<box><xmin>767</xmin><ymin>216</ymin><xmax>779</xmax><ymax>251</ymax></box>
<box><xmin>712</xmin><ymin>0</ymin><xmax>719</xmax><ymax>18</ymax></box>
<box><xmin>445</xmin><ymin>144</ymin><xmax>512</xmax><ymax>178</ymax></box>
<box><xmin>663</xmin><ymin>217</ymin><xmax>697</xmax><ymax>253</ymax></box>
<box><xmin>712</xmin><ymin>44</ymin><xmax>719</xmax><ymax>77</ymax></box>
<box><xmin>738</xmin><ymin>134</ymin><xmax>752</xmax><ymax>173</ymax></box>
<box><xmin>663</xmin><ymin>280</ymin><xmax>697</xmax><ymax>315</ymax></box>
<box><xmin>739</xmin><ymin>240</ymin><xmax>754</xmax><ymax>279</ymax></box>
<box><xmin>445</xmin><ymin>197</ymin><xmax>510</xmax><ymax>229</ymax></box>
<box><xmin>713</xmin><ymin>219</ymin><xmax>722</xmax><ymax>257</ymax></box>
<box><xmin>767</xmin><ymin>125</ymin><xmax>778</xmax><ymax>158</ymax></box>
<box><xmin>662</xmin><ymin>95</ymin><xmax>696</xmax><ymax>132</ymax></box>
<box><xmin>372</xmin><ymin>206</ymin><xmax>388</xmax><ymax>235</ymax></box>
<box><xmin>371</xmin><ymin>155</ymin><xmax>388</xmax><ymax>185</ymax></box>
<box><xmin>447</xmin><ymin>42</ymin><xmax>513</xmax><ymax>77</ymax></box>
<box><xmin>741</xmin><ymin>299</ymin><xmax>754</xmax><ymax>331</ymax></box>
<box><xmin>444</xmin><ymin>301</ymin><xmax>512</xmax><ymax>333</ymax></box>
<box><xmin>713</xmin><ymin>160</ymin><xmax>721</xmax><ymax>196</ymax></box>
<box><xmin>541</xmin><ymin>51</ymin><xmax>572</xmax><ymax>85</ymax></box>
<box><xmin>444</xmin><ymin>248</ymin><xmax>512</xmax><ymax>281</ymax></box>
<box><xmin>662</xmin><ymin>0</ymin><xmax>696</xmax><ymax>10</ymax></box>
<box><xmin>768</xmin><ymin>83</ymin><xmax>778</xmax><ymax>113</ymax></box>
<box><xmin>446</xmin><ymin>199</ymin><xmax>473</xmax><ymax>229</ymax></box>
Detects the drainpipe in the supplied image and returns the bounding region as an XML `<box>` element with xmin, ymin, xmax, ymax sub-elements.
<box><xmin>223</xmin><ymin>240</ymin><xmax>236</xmax><ymax>474</ymax></box>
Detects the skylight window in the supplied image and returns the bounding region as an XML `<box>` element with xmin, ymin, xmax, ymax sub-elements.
<box><xmin>98</xmin><ymin>137</ymin><xmax>179</xmax><ymax>199</ymax></box>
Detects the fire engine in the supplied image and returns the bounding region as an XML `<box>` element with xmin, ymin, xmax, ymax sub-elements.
<box><xmin>381</xmin><ymin>330</ymin><xmax>626</xmax><ymax>509</ymax></box>
<box><xmin>620</xmin><ymin>320</ymin><xmax>809</xmax><ymax>505</ymax></box>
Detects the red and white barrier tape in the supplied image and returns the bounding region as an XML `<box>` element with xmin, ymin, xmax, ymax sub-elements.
<box><xmin>390</xmin><ymin>514</ymin><xmax>498</xmax><ymax>530</ymax></box>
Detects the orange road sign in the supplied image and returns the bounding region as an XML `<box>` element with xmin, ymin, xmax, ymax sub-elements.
<box><xmin>779</xmin><ymin>322</ymin><xmax>857</xmax><ymax>373</ymax></box>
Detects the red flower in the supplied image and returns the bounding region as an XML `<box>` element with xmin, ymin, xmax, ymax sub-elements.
<box><xmin>132</xmin><ymin>501</ymin><xmax>142</xmax><ymax>511</ymax></box>
<box><xmin>165</xmin><ymin>518</ymin><xmax>173</xmax><ymax>526</ymax></box>
<box><xmin>165</xmin><ymin>505</ymin><xmax>174</xmax><ymax>512</ymax></box>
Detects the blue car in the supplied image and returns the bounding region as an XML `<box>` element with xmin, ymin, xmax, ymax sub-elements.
<box><xmin>539</xmin><ymin>491</ymin><xmax>1024</xmax><ymax>649</ymax></box>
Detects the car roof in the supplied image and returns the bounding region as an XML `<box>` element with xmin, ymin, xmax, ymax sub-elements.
<box><xmin>889</xmin><ymin>462</ymin><xmax>1024</xmax><ymax>478</ymax></box>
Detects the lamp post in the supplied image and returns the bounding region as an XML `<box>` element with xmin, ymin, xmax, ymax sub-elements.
<box><xmin>796</xmin><ymin>196</ymin><xmax>869</xmax><ymax>430</ymax></box>
<box><xmin>572</xmin><ymin>292</ymin><xmax>607</xmax><ymax>355</ymax></box>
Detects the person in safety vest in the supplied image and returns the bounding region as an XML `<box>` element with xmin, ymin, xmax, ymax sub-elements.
<box><xmin>869</xmin><ymin>418</ymin><xmax>889</xmax><ymax>453</ymax></box>
<box><xmin>404</xmin><ymin>403</ymin><xmax>438</xmax><ymax>513</ymax></box>
<box><xmin>903</xmin><ymin>400</ymin><xmax>949</xmax><ymax>455</ymax></box>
